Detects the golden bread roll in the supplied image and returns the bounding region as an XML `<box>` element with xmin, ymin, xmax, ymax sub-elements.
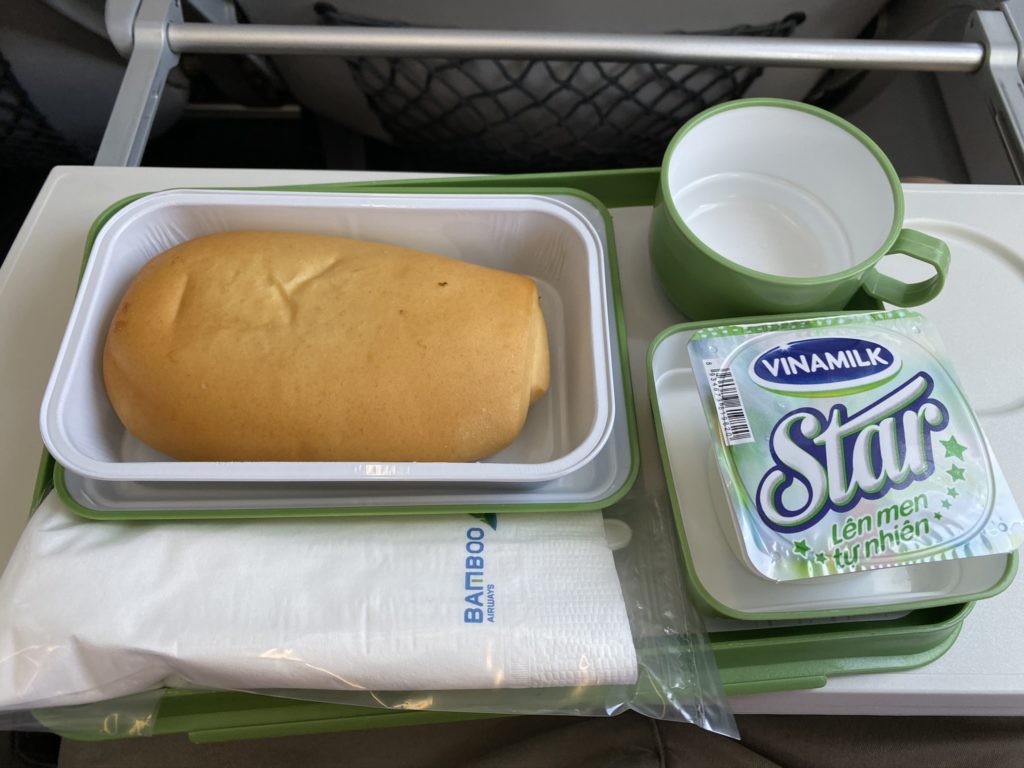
<box><xmin>102</xmin><ymin>231</ymin><xmax>550</xmax><ymax>462</ymax></box>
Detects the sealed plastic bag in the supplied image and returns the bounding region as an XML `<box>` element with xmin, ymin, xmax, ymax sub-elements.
<box><xmin>0</xmin><ymin>487</ymin><xmax>734</xmax><ymax>737</ymax></box>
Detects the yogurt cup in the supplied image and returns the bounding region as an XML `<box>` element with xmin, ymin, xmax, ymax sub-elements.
<box><xmin>687</xmin><ymin>310</ymin><xmax>1024</xmax><ymax>581</ymax></box>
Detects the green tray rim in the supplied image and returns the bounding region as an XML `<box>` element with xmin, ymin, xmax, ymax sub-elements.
<box><xmin>31</xmin><ymin>690</ymin><xmax>505</xmax><ymax>743</ymax></box>
<box><xmin>53</xmin><ymin>183</ymin><xmax>641</xmax><ymax>520</ymax></box>
<box><xmin>648</xmin><ymin>314</ymin><xmax>1019</xmax><ymax>621</ymax></box>
<box><xmin>715</xmin><ymin>616</ymin><xmax>966</xmax><ymax>693</ymax></box>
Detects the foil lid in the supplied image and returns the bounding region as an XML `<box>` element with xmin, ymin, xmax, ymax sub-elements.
<box><xmin>688</xmin><ymin>311</ymin><xmax>1024</xmax><ymax>581</ymax></box>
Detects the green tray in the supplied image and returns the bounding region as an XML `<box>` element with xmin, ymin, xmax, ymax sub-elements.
<box><xmin>31</xmin><ymin>168</ymin><xmax>974</xmax><ymax>741</ymax></box>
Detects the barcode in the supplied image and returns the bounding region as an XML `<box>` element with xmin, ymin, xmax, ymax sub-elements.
<box><xmin>703</xmin><ymin>360</ymin><xmax>754</xmax><ymax>446</ymax></box>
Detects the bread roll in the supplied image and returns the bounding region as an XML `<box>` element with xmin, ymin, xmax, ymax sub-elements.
<box><xmin>102</xmin><ymin>231</ymin><xmax>550</xmax><ymax>462</ymax></box>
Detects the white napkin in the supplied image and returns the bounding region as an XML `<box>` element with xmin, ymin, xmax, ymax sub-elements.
<box><xmin>0</xmin><ymin>494</ymin><xmax>637</xmax><ymax>711</ymax></box>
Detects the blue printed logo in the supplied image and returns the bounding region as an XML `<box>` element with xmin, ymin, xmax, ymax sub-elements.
<box><xmin>755</xmin><ymin>373</ymin><xmax>949</xmax><ymax>533</ymax></box>
<box><xmin>462</xmin><ymin>526</ymin><xmax>496</xmax><ymax>624</ymax></box>
<box><xmin>749</xmin><ymin>337</ymin><xmax>901</xmax><ymax>396</ymax></box>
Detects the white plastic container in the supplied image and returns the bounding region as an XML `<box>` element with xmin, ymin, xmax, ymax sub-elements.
<box><xmin>59</xmin><ymin>192</ymin><xmax>634</xmax><ymax>514</ymax></box>
<box><xmin>41</xmin><ymin>191</ymin><xmax>615</xmax><ymax>484</ymax></box>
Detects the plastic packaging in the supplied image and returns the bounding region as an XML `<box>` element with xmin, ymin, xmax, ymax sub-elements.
<box><xmin>0</xmin><ymin>485</ymin><xmax>735</xmax><ymax>739</ymax></box>
<box><xmin>689</xmin><ymin>310</ymin><xmax>1024</xmax><ymax>582</ymax></box>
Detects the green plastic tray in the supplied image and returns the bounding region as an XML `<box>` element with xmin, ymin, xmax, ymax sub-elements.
<box><xmin>30</xmin><ymin>168</ymin><xmax>974</xmax><ymax>741</ymax></box>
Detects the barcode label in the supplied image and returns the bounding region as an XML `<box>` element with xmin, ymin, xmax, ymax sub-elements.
<box><xmin>703</xmin><ymin>359</ymin><xmax>754</xmax><ymax>446</ymax></box>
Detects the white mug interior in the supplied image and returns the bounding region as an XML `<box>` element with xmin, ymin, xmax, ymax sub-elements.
<box><xmin>666</xmin><ymin>105</ymin><xmax>897</xmax><ymax>279</ymax></box>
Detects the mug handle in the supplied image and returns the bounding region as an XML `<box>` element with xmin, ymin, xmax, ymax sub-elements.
<box><xmin>861</xmin><ymin>229</ymin><xmax>950</xmax><ymax>307</ymax></box>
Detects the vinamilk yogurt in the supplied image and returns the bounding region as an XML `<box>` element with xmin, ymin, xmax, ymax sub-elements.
<box><xmin>688</xmin><ymin>311</ymin><xmax>1023</xmax><ymax>581</ymax></box>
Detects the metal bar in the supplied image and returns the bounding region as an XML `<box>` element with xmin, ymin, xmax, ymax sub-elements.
<box><xmin>94</xmin><ymin>45</ymin><xmax>178</xmax><ymax>165</ymax></box>
<box><xmin>165</xmin><ymin>24</ymin><xmax>985</xmax><ymax>73</ymax></box>
<box><xmin>95</xmin><ymin>0</ymin><xmax>181</xmax><ymax>166</ymax></box>
<box><xmin>964</xmin><ymin>7</ymin><xmax>1024</xmax><ymax>182</ymax></box>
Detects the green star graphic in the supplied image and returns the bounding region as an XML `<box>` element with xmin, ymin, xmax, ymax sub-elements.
<box><xmin>794</xmin><ymin>540</ymin><xmax>811</xmax><ymax>556</ymax></box>
<box><xmin>940</xmin><ymin>435</ymin><xmax>967</xmax><ymax>461</ymax></box>
<box><xmin>946</xmin><ymin>465</ymin><xmax>966</xmax><ymax>482</ymax></box>
<box><xmin>816</xmin><ymin>553</ymin><xmax>827</xmax><ymax>563</ymax></box>
<box><xmin>934</xmin><ymin>512</ymin><xmax>943</xmax><ymax>521</ymax></box>
<box><xmin>947</xmin><ymin>487</ymin><xmax>959</xmax><ymax>498</ymax></box>
<box><xmin>941</xmin><ymin>499</ymin><xmax>951</xmax><ymax>509</ymax></box>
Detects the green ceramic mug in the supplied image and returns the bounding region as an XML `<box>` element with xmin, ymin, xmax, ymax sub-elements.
<box><xmin>649</xmin><ymin>98</ymin><xmax>950</xmax><ymax>320</ymax></box>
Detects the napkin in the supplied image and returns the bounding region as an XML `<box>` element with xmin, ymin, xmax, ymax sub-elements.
<box><xmin>0</xmin><ymin>494</ymin><xmax>637</xmax><ymax>711</ymax></box>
